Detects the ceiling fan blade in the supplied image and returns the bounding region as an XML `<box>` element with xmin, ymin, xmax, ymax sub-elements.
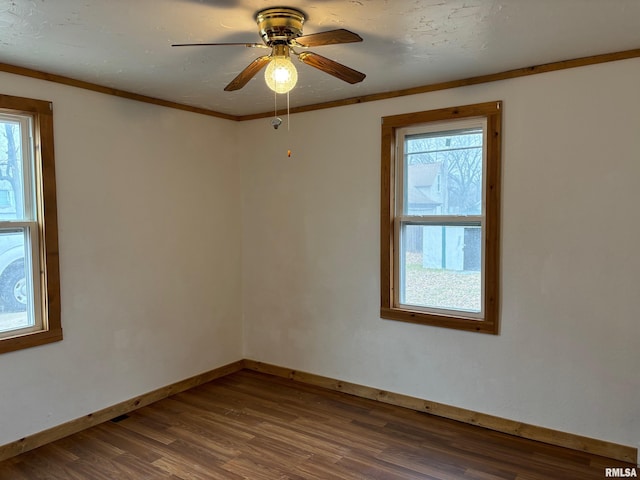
<box><xmin>224</xmin><ymin>56</ymin><xmax>271</xmax><ymax>91</ymax></box>
<box><xmin>294</xmin><ymin>29</ymin><xmax>362</xmax><ymax>47</ymax></box>
<box><xmin>298</xmin><ymin>52</ymin><xmax>365</xmax><ymax>84</ymax></box>
<box><xmin>172</xmin><ymin>42</ymin><xmax>267</xmax><ymax>48</ymax></box>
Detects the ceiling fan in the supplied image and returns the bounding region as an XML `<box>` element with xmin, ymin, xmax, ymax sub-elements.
<box><xmin>172</xmin><ymin>7</ymin><xmax>366</xmax><ymax>93</ymax></box>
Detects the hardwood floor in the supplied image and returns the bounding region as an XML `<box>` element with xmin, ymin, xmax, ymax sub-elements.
<box><xmin>0</xmin><ymin>370</ymin><xmax>634</xmax><ymax>479</ymax></box>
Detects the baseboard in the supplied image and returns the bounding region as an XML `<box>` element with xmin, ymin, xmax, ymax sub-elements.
<box><xmin>0</xmin><ymin>359</ymin><xmax>244</xmax><ymax>463</ymax></box>
<box><xmin>1</xmin><ymin>358</ymin><xmax>636</xmax><ymax>465</ymax></box>
<box><xmin>243</xmin><ymin>359</ymin><xmax>638</xmax><ymax>464</ymax></box>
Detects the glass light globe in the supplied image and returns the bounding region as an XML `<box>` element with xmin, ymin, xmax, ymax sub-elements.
<box><xmin>265</xmin><ymin>56</ymin><xmax>298</xmax><ymax>94</ymax></box>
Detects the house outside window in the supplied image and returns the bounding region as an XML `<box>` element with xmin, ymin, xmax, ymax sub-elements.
<box><xmin>0</xmin><ymin>181</ymin><xmax>15</xmax><ymax>211</ymax></box>
<box><xmin>381</xmin><ymin>101</ymin><xmax>501</xmax><ymax>334</ymax></box>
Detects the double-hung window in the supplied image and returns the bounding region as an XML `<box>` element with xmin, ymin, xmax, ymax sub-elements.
<box><xmin>0</xmin><ymin>94</ymin><xmax>61</xmax><ymax>353</ymax></box>
<box><xmin>381</xmin><ymin>102</ymin><xmax>501</xmax><ymax>333</ymax></box>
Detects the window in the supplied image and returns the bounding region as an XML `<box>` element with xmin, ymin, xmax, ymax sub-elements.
<box><xmin>0</xmin><ymin>94</ymin><xmax>61</xmax><ymax>353</ymax></box>
<box><xmin>381</xmin><ymin>102</ymin><xmax>501</xmax><ymax>333</ymax></box>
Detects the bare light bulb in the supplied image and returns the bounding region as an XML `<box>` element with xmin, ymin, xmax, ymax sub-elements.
<box><xmin>265</xmin><ymin>56</ymin><xmax>298</xmax><ymax>94</ymax></box>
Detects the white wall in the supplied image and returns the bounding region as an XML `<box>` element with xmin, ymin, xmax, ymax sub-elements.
<box><xmin>240</xmin><ymin>58</ymin><xmax>640</xmax><ymax>450</ymax></box>
<box><xmin>0</xmin><ymin>72</ymin><xmax>243</xmax><ymax>445</ymax></box>
<box><xmin>1</xmin><ymin>57</ymin><xmax>638</xmax><ymax>454</ymax></box>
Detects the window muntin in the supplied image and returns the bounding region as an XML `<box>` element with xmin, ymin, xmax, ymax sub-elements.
<box><xmin>0</xmin><ymin>94</ymin><xmax>61</xmax><ymax>353</ymax></box>
<box><xmin>381</xmin><ymin>102</ymin><xmax>501</xmax><ymax>334</ymax></box>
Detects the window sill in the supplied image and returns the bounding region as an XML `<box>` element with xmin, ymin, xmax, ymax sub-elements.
<box><xmin>0</xmin><ymin>328</ymin><xmax>63</xmax><ymax>354</ymax></box>
<box><xmin>380</xmin><ymin>307</ymin><xmax>498</xmax><ymax>334</ymax></box>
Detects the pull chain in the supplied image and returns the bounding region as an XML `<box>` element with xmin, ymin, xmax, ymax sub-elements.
<box><xmin>271</xmin><ymin>89</ymin><xmax>291</xmax><ymax>157</ymax></box>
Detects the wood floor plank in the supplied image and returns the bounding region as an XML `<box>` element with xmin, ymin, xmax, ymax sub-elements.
<box><xmin>111</xmin><ymin>453</ymin><xmax>177</xmax><ymax>479</ymax></box>
<box><xmin>87</xmin><ymin>424</ymin><xmax>167</xmax><ymax>463</ymax></box>
<box><xmin>169</xmin><ymin>424</ymin><xmax>246</xmax><ymax>461</ymax></box>
<box><xmin>0</xmin><ymin>369</ymin><xmax>635</xmax><ymax>480</ymax></box>
<box><xmin>115</xmin><ymin>416</ymin><xmax>176</xmax><ymax>446</ymax></box>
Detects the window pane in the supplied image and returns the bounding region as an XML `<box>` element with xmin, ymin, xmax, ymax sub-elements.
<box><xmin>405</xmin><ymin>128</ymin><xmax>483</xmax><ymax>216</ymax></box>
<box><xmin>400</xmin><ymin>224</ymin><xmax>481</xmax><ymax>313</ymax></box>
<box><xmin>0</xmin><ymin>118</ymin><xmax>27</xmax><ymax>220</ymax></box>
<box><xmin>0</xmin><ymin>230</ymin><xmax>31</xmax><ymax>334</ymax></box>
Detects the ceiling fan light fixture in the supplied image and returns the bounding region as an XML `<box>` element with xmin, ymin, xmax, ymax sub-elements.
<box><xmin>174</xmin><ymin>7</ymin><xmax>365</xmax><ymax>93</ymax></box>
<box><xmin>265</xmin><ymin>52</ymin><xmax>298</xmax><ymax>94</ymax></box>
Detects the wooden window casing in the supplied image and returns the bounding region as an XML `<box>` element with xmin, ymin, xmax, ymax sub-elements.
<box><xmin>381</xmin><ymin>101</ymin><xmax>501</xmax><ymax>334</ymax></box>
<box><xmin>0</xmin><ymin>94</ymin><xmax>61</xmax><ymax>354</ymax></box>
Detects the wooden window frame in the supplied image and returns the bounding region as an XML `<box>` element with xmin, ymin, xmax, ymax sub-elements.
<box><xmin>381</xmin><ymin>101</ymin><xmax>501</xmax><ymax>334</ymax></box>
<box><xmin>0</xmin><ymin>94</ymin><xmax>61</xmax><ymax>354</ymax></box>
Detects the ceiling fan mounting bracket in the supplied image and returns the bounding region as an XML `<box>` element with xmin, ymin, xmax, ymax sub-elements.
<box><xmin>255</xmin><ymin>7</ymin><xmax>306</xmax><ymax>46</ymax></box>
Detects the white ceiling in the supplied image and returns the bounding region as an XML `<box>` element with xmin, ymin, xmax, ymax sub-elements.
<box><xmin>1</xmin><ymin>0</ymin><xmax>639</xmax><ymax>117</ymax></box>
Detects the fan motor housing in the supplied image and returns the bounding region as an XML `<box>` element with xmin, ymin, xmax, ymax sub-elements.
<box><xmin>256</xmin><ymin>7</ymin><xmax>305</xmax><ymax>45</ymax></box>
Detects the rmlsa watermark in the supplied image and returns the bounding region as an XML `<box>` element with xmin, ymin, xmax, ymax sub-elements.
<box><xmin>605</xmin><ymin>467</ymin><xmax>638</xmax><ymax>478</ymax></box>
